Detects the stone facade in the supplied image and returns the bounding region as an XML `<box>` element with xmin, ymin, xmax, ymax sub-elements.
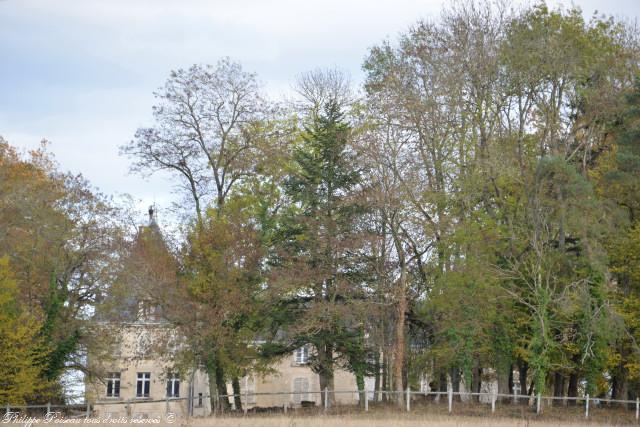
<box><xmin>86</xmin><ymin>322</ymin><xmax>363</xmax><ymax>417</ymax></box>
<box><xmin>86</xmin><ymin>322</ymin><xmax>211</xmax><ymax>418</ymax></box>
<box><xmin>240</xmin><ymin>350</ymin><xmax>360</xmax><ymax>408</ymax></box>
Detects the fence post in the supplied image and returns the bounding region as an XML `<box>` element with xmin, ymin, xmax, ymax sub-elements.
<box><xmin>585</xmin><ymin>394</ymin><xmax>589</xmax><ymax>418</ymax></box>
<box><xmin>243</xmin><ymin>389</ymin><xmax>248</xmax><ymax>416</ymax></box>
<box><xmin>405</xmin><ymin>386</ymin><xmax>409</xmax><ymax>412</ymax></box>
<box><xmin>536</xmin><ymin>393</ymin><xmax>541</xmax><ymax>414</ymax></box>
<box><xmin>165</xmin><ymin>396</ymin><xmax>169</xmax><ymax>415</ymax></box>
<box><xmin>85</xmin><ymin>402</ymin><xmax>91</xmax><ymax>418</ymax></box>
<box><xmin>324</xmin><ymin>387</ymin><xmax>328</xmax><ymax>412</ymax></box>
<box><xmin>448</xmin><ymin>387</ymin><xmax>453</xmax><ymax>413</ymax></box>
<box><xmin>284</xmin><ymin>400</ymin><xmax>287</xmax><ymax>414</ymax></box>
<box><xmin>512</xmin><ymin>385</ymin><xmax>517</xmax><ymax>405</ymax></box>
<box><xmin>364</xmin><ymin>392</ymin><xmax>368</xmax><ymax>412</ymax></box>
<box><xmin>491</xmin><ymin>394</ymin><xmax>496</xmax><ymax>413</ymax></box>
<box><xmin>46</xmin><ymin>402</ymin><xmax>51</xmax><ymax>415</ymax></box>
<box><xmin>636</xmin><ymin>397</ymin><xmax>639</xmax><ymax>421</ymax></box>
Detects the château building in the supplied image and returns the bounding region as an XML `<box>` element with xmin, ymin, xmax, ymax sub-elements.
<box><xmin>86</xmin><ymin>209</ymin><xmax>363</xmax><ymax>418</ymax></box>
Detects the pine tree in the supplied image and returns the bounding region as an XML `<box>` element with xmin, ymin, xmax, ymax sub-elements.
<box><xmin>273</xmin><ymin>100</ymin><xmax>369</xmax><ymax>405</ymax></box>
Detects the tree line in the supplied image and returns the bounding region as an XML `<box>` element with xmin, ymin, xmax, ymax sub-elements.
<box><xmin>2</xmin><ymin>0</ymin><xmax>640</xmax><ymax>410</ymax></box>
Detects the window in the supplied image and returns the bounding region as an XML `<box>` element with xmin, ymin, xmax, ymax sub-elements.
<box><xmin>137</xmin><ymin>300</ymin><xmax>160</xmax><ymax>322</ymax></box>
<box><xmin>136</xmin><ymin>372</ymin><xmax>151</xmax><ymax>397</ymax></box>
<box><xmin>166</xmin><ymin>373</ymin><xmax>180</xmax><ymax>397</ymax></box>
<box><xmin>106</xmin><ymin>372</ymin><xmax>120</xmax><ymax>398</ymax></box>
<box><xmin>135</xmin><ymin>332</ymin><xmax>152</xmax><ymax>358</ymax></box>
<box><xmin>243</xmin><ymin>377</ymin><xmax>256</xmax><ymax>405</ymax></box>
<box><xmin>295</xmin><ymin>346</ymin><xmax>309</xmax><ymax>364</ymax></box>
<box><xmin>293</xmin><ymin>377</ymin><xmax>310</xmax><ymax>404</ymax></box>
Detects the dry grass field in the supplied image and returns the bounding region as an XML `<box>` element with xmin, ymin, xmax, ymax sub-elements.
<box><xmin>182</xmin><ymin>414</ymin><xmax>632</xmax><ymax>427</ymax></box>
<box><xmin>176</xmin><ymin>402</ymin><xmax>637</xmax><ymax>427</ymax></box>
<box><xmin>40</xmin><ymin>402</ymin><xmax>638</xmax><ymax>427</ymax></box>
<box><xmin>39</xmin><ymin>412</ymin><xmax>635</xmax><ymax>427</ymax></box>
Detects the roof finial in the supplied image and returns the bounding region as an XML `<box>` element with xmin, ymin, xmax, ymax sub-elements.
<box><xmin>148</xmin><ymin>205</ymin><xmax>155</xmax><ymax>225</ymax></box>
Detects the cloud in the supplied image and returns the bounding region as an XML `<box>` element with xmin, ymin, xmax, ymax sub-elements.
<box><xmin>1</xmin><ymin>0</ymin><xmax>638</xmax><ymax>218</ymax></box>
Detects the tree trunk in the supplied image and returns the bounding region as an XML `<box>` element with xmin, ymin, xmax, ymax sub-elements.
<box><xmin>497</xmin><ymin>365</ymin><xmax>511</xmax><ymax>403</ymax></box>
<box><xmin>232</xmin><ymin>376</ymin><xmax>242</xmax><ymax>412</ymax></box>
<box><xmin>206</xmin><ymin>364</ymin><xmax>217</xmax><ymax>414</ymax></box>
<box><xmin>553</xmin><ymin>372</ymin><xmax>564</xmax><ymax>406</ymax></box>
<box><xmin>393</xmin><ymin>263</ymin><xmax>407</xmax><ymax>408</ymax></box>
<box><xmin>381</xmin><ymin>350</ymin><xmax>388</xmax><ymax>402</ymax></box>
<box><xmin>567</xmin><ymin>372</ymin><xmax>578</xmax><ymax>406</ymax></box>
<box><xmin>508</xmin><ymin>366</ymin><xmax>514</xmax><ymax>403</ymax></box>
<box><xmin>567</xmin><ymin>353</ymin><xmax>581</xmax><ymax>406</ymax></box>
<box><xmin>373</xmin><ymin>351</ymin><xmax>381</xmax><ymax>402</ymax></box>
<box><xmin>206</xmin><ymin>353</ymin><xmax>230</xmax><ymax>413</ymax></box>
<box><xmin>451</xmin><ymin>367</ymin><xmax>460</xmax><ymax>401</ymax></box>
<box><xmin>317</xmin><ymin>342</ymin><xmax>335</xmax><ymax>407</ymax></box>
<box><xmin>356</xmin><ymin>371</ymin><xmax>366</xmax><ymax>409</ymax></box>
<box><xmin>439</xmin><ymin>370</ymin><xmax>448</xmax><ymax>393</ymax></box>
<box><xmin>472</xmin><ymin>364</ymin><xmax>482</xmax><ymax>403</ymax></box>
<box><xmin>611</xmin><ymin>369</ymin><xmax>628</xmax><ymax>408</ymax></box>
<box><xmin>215</xmin><ymin>361</ymin><xmax>231</xmax><ymax>411</ymax></box>
<box><xmin>518</xmin><ymin>361</ymin><xmax>528</xmax><ymax>398</ymax></box>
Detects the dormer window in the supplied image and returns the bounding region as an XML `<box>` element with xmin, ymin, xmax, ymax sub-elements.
<box><xmin>137</xmin><ymin>300</ymin><xmax>159</xmax><ymax>322</ymax></box>
<box><xmin>295</xmin><ymin>346</ymin><xmax>309</xmax><ymax>365</ymax></box>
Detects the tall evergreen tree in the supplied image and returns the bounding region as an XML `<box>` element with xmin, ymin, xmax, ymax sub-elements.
<box><xmin>271</xmin><ymin>100</ymin><xmax>370</xmax><ymax>405</ymax></box>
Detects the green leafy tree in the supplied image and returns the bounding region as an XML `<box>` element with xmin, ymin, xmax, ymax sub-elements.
<box><xmin>0</xmin><ymin>257</ymin><xmax>51</xmax><ymax>405</ymax></box>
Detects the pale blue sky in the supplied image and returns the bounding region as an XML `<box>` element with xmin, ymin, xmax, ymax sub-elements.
<box><xmin>1</xmin><ymin>0</ymin><xmax>639</xmax><ymax>223</ymax></box>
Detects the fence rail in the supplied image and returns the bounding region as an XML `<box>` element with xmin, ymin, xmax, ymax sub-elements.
<box><xmin>5</xmin><ymin>389</ymin><xmax>640</xmax><ymax>420</ymax></box>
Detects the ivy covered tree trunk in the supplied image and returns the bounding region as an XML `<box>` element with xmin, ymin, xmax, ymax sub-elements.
<box><xmin>451</xmin><ymin>367</ymin><xmax>460</xmax><ymax>401</ymax></box>
<box><xmin>472</xmin><ymin>364</ymin><xmax>482</xmax><ymax>403</ymax></box>
<box><xmin>317</xmin><ymin>342</ymin><xmax>335</xmax><ymax>407</ymax></box>
<box><xmin>553</xmin><ymin>372</ymin><xmax>564</xmax><ymax>406</ymax></box>
<box><xmin>232</xmin><ymin>377</ymin><xmax>242</xmax><ymax>412</ymax></box>
<box><xmin>356</xmin><ymin>371</ymin><xmax>366</xmax><ymax>409</ymax></box>
<box><xmin>215</xmin><ymin>362</ymin><xmax>230</xmax><ymax>411</ymax></box>
<box><xmin>206</xmin><ymin>353</ymin><xmax>230</xmax><ymax>412</ymax></box>
<box><xmin>518</xmin><ymin>361</ymin><xmax>528</xmax><ymax>398</ymax></box>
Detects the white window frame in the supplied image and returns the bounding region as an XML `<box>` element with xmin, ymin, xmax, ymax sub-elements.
<box><xmin>166</xmin><ymin>373</ymin><xmax>180</xmax><ymax>397</ymax></box>
<box><xmin>106</xmin><ymin>372</ymin><xmax>120</xmax><ymax>398</ymax></box>
<box><xmin>294</xmin><ymin>346</ymin><xmax>309</xmax><ymax>365</ymax></box>
<box><xmin>136</xmin><ymin>372</ymin><xmax>151</xmax><ymax>398</ymax></box>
